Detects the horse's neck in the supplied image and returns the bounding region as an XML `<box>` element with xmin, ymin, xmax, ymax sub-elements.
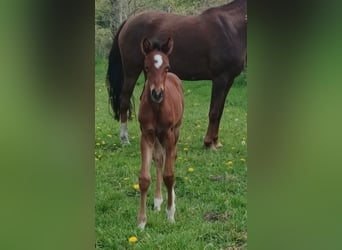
<box><xmin>205</xmin><ymin>0</ymin><xmax>246</xmax><ymax>15</ymax></box>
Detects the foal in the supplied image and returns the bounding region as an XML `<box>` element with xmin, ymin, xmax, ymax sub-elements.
<box><xmin>137</xmin><ymin>37</ymin><xmax>184</xmax><ymax>229</ymax></box>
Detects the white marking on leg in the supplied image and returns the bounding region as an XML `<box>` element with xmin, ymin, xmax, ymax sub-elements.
<box><xmin>154</xmin><ymin>54</ymin><xmax>163</xmax><ymax>69</ymax></box>
<box><xmin>154</xmin><ymin>198</ymin><xmax>163</xmax><ymax>211</ymax></box>
<box><xmin>166</xmin><ymin>189</ymin><xmax>176</xmax><ymax>223</ymax></box>
<box><xmin>138</xmin><ymin>222</ymin><xmax>146</xmax><ymax>230</ymax></box>
<box><xmin>120</xmin><ymin>122</ymin><xmax>130</xmax><ymax>144</ymax></box>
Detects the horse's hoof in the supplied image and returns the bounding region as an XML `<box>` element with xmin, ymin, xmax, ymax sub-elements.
<box><xmin>214</xmin><ymin>141</ymin><xmax>223</xmax><ymax>148</ymax></box>
<box><xmin>204</xmin><ymin>139</ymin><xmax>223</xmax><ymax>150</ymax></box>
<box><xmin>204</xmin><ymin>142</ymin><xmax>217</xmax><ymax>150</ymax></box>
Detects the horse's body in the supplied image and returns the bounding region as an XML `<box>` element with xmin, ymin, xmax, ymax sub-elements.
<box><xmin>107</xmin><ymin>0</ymin><xmax>246</xmax><ymax>148</ymax></box>
<box><xmin>137</xmin><ymin>38</ymin><xmax>184</xmax><ymax>229</ymax></box>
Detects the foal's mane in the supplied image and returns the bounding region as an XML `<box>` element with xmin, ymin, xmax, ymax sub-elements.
<box><xmin>147</xmin><ymin>42</ymin><xmax>161</xmax><ymax>51</ymax></box>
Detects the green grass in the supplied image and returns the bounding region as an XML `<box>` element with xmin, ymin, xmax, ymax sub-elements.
<box><xmin>95</xmin><ymin>58</ymin><xmax>247</xmax><ymax>249</ymax></box>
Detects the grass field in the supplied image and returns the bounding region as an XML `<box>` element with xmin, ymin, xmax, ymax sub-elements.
<box><xmin>95</xmin><ymin>58</ymin><xmax>247</xmax><ymax>249</ymax></box>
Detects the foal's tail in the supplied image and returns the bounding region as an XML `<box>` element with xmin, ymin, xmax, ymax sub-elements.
<box><xmin>106</xmin><ymin>20</ymin><xmax>127</xmax><ymax>121</ymax></box>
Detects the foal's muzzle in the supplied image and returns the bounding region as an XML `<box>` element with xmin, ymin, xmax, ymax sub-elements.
<box><xmin>151</xmin><ymin>89</ymin><xmax>164</xmax><ymax>103</ymax></box>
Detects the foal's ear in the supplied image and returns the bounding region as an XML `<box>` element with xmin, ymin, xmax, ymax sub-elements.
<box><xmin>141</xmin><ymin>38</ymin><xmax>152</xmax><ymax>56</ymax></box>
<box><xmin>161</xmin><ymin>37</ymin><xmax>174</xmax><ymax>56</ymax></box>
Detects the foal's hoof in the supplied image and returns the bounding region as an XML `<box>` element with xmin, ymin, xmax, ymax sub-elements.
<box><xmin>120</xmin><ymin>136</ymin><xmax>130</xmax><ymax>145</ymax></box>
<box><xmin>138</xmin><ymin>222</ymin><xmax>146</xmax><ymax>230</ymax></box>
<box><xmin>153</xmin><ymin>198</ymin><xmax>163</xmax><ymax>211</ymax></box>
<box><xmin>166</xmin><ymin>205</ymin><xmax>176</xmax><ymax>223</ymax></box>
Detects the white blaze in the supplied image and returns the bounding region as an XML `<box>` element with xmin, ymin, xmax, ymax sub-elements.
<box><xmin>154</xmin><ymin>54</ymin><xmax>163</xmax><ymax>69</ymax></box>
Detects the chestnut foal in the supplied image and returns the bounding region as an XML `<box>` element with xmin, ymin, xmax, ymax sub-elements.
<box><xmin>137</xmin><ymin>37</ymin><xmax>184</xmax><ymax>229</ymax></box>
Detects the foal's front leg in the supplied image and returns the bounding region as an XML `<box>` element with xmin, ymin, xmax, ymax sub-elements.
<box><xmin>163</xmin><ymin>130</ymin><xmax>176</xmax><ymax>223</ymax></box>
<box><xmin>138</xmin><ymin>132</ymin><xmax>154</xmax><ymax>229</ymax></box>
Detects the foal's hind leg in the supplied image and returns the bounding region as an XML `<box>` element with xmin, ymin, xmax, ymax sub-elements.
<box><xmin>153</xmin><ymin>139</ymin><xmax>164</xmax><ymax>211</ymax></box>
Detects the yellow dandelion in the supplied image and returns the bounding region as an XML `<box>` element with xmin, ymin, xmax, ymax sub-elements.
<box><xmin>240</xmin><ymin>158</ymin><xmax>246</xmax><ymax>162</ymax></box>
<box><xmin>95</xmin><ymin>142</ymin><xmax>100</xmax><ymax>146</ymax></box>
<box><xmin>101</xmin><ymin>140</ymin><xmax>106</xmax><ymax>145</ymax></box>
<box><xmin>128</xmin><ymin>236</ymin><xmax>138</xmax><ymax>243</ymax></box>
<box><xmin>107</xmin><ymin>134</ymin><xmax>112</xmax><ymax>138</ymax></box>
<box><xmin>225</xmin><ymin>161</ymin><xmax>233</xmax><ymax>166</ymax></box>
<box><xmin>188</xmin><ymin>167</ymin><xmax>194</xmax><ymax>173</ymax></box>
<box><xmin>133</xmin><ymin>184</ymin><xmax>140</xmax><ymax>191</ymax></box>
<box><xmin>183</xmin><ymin>147</ymin><xmax>188</xmax><ymax>152</ymax></box>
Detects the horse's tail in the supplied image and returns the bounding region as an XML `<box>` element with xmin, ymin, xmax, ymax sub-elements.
<box><xmin>106</xmin><ymin>20</ymin><xmax>127</xmax><ymax>121</ymax></box>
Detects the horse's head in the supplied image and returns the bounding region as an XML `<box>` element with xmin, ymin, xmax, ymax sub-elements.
<box><xmin>141</xmin><ymin>37</ymin><xmax>174</xmax><ymax>103</ymax></box>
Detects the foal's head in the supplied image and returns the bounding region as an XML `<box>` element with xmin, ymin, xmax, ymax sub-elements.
<box><xmin>141</xmin><ymin>38</ymin><xmax>174</xmax><ymax>103</ymax></box>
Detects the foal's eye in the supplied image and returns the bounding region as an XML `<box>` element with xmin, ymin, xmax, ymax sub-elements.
<box><xmin>145</xmin><ymin>66</ymin><xmax>149</xmax><ymax>72</ymax></box>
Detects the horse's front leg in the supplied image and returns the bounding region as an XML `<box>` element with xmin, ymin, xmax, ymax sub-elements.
<box><xmin>138</xmin><ymin>131</ymin><xmax>154</xmax><ymax>229</ymax></box>
<box><xmin>204</xmin><ymin>74</ymin><xmax>234</xmax><ymax>149</ymax></box>
<box><xmin>163</xmin><ymin>130</ymin><xmax>176</xmax><ymax>223</ymax></box>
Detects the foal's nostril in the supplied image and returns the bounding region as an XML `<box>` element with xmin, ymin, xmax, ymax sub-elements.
<box><xmin>151</xmin><ymin>89</ymin><xmax>163</xmax><ymax>103</ymax></box>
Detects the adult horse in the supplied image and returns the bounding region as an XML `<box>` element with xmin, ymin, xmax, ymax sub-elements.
<box><xmin>137</xmin><ymin>37</ymin><xmax>183</xmax><ymax>229</ymax></box>
<box><xmin>106</xmin><ymin>0</ymin><xmax>246</xmax><ymax>149</ymax></box>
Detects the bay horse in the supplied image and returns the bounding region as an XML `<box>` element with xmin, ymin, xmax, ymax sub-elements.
<box><xmin>106</xmin><ymin>0</ymin><xmax>246</xmax><ymax>149</ymax></box>
<box><xmin>137</xmin><ymin>37</ymin><xmax>184</xmax><ymax>229</ymax></box>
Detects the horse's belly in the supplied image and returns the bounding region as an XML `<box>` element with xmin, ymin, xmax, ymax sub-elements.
<box><xmin>172</xmin><ymin>68</ymin><xmax>212</xmax><ymax>81</ymax></box>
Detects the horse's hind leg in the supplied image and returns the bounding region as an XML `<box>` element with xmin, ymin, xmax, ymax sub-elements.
<box><xmin>153</xmin><ymin>139</ymin><xmax>164</xmax><ymax>211</ymax></box>
<box><xmin>204</xmin><ymin>74</ymin><xmax>234</xmax><ymax>149</ymax></box>
<box><xmin>120</xmin><ymin>69</ymin><xmax>141</xmax><ymax>144</ymax></box>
